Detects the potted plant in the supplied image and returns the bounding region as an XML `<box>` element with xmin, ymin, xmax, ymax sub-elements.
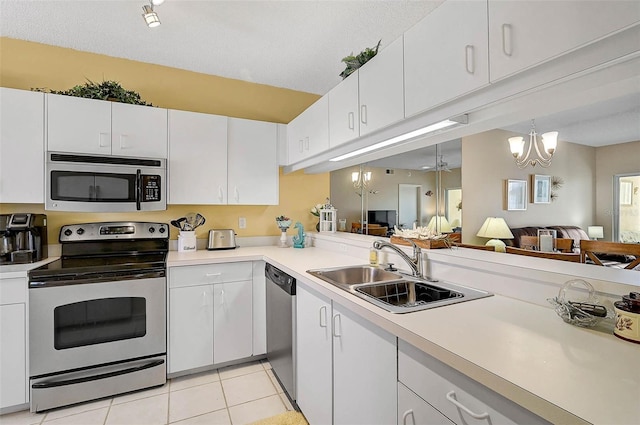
<box><xmin>276</xmin><ymin>216</ymin><xmax>292</xmax><ymax>247</ymax></box>
<box><xmin>339</xmin><ymin>40</ymin><xmax>382</xmax><ymax>79</ymax></box>
<box><xmin>32</xmin><ymin>79</ymin><xmax>153</xmax><ymax>106</ymax></box>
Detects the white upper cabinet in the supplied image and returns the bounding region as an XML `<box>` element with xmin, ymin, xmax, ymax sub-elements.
<box><xmin>488</xmin><ymin>0</ymin><xmax>640</xmax><ymax>82</ymax></box>
<box><xmin>168</xmin><ymin>109</ymin><xmax>228</xmax><ymax>204</ymax></box>
<box><xmin>0</xmin><ymin>88</ymin><xmax>45</xmax><ymax>203</ymax></box>
<box><xmin>404</xmin><ymin>0</ymin><xmax>489</xmax><ymax>117</ymax></box>
<box><xmin>358</xmin><ymin>36</ymin><xmax>405</xmax><ymax>136</ymax></box>
<box><xmin>287</xmin><ymin>95</ymin><xmax>329</xmax><ymax>164</ymax></box>
<box><xmin>47</xmin><ymin>94</ymin><xmax>168</xmax><ymax>158</ymax></box>
<box><xmin>111</xmin><ymin>102</ymin><xmax>168</xmax><ymax>158</ymax></box>
<box><xmin>328</xmin><ymin>71</ymin><xmax>360</xmax><ymax>148</ymax></box>
<box><xmin>47</xmin><ymin>94</ymin><xmax>111</xmax><ymax>155</ymax></box>
<box><xmin>227</xmin><ymin>117</ymin><xmax>278</xmax><ymax>205</ymax></box>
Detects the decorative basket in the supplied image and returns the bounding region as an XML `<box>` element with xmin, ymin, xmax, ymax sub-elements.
<box><xmin>547</xmin><ymin>279</ymin><xmax>612</xmax><ymax>327</ymax></box>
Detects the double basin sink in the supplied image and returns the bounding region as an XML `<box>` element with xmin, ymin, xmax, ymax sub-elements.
<box><xmin>307</xmin><ymin>265</ymin><xmax>492</xmax><ymax>313</ymax></box>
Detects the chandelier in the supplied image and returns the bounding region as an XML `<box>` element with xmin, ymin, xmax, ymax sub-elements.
<box><xmin>352</xmin><ymin>170</ymin><xmax>371</xmax><ymax>189</ymax></box>
<box><xmin>508</xmin><ymin>120</ymin><xmax>558</xmax><ymax>168</ymax></box>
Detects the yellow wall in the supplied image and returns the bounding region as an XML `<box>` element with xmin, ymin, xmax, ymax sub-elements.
<box><xmin>0</xmin><ymin>38</ymin><xmax>329</xmax><ymax>240</ymax></box>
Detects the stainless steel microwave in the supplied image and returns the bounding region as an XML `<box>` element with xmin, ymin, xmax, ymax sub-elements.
<box><xmin>46</xmin><ymin>152</ymin><xmax>167</xmax><ymax>212</ymax></box>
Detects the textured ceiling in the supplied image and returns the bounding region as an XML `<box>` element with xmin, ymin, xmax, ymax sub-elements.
<box><xmin>0</xmin><ymin>0</ymin><xmax>443</xmax><ymax>95</ymax></box>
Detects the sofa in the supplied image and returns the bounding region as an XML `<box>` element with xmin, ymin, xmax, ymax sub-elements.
<box><xmin>507</xmin><ymin>225</ymin><xmax>590</xmax><ymax>252</ymax></box>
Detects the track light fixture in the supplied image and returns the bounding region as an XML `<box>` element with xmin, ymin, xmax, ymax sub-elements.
<box><xmin>142</xmin><ymin>0</ymin><xmax>165</xmax><ymax>28</ymax></box>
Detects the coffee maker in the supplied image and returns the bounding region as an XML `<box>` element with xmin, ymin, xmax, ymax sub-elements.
<box><xmin>0</xmin><ymin>213</ymin><xmax>48</xmax><ymax>264</ymax></box>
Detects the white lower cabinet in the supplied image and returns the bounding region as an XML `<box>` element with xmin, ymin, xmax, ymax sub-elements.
<box><xmin>398</xmin><ymin>340</ymin><xmax>550</xmax><ymax>425</ymax></box>
<box><xmin>213</xmin><ymin>280</ymin><xmax>253</xmax><ymax>364</ymax></box>
<box><xmin>168</xmin><ymin>262</ymin><xmax>259</xmax><ymax>374</ymax></box>
<box><xmin>296</xmin><ymin>283</ymin><xmax>332</xmax><ymax>425</ymax></box>
<box><xmin>296</xmin><ymin>282</ymin><xmax>397</xmax><ymax>425</ymax></box>
<box><xmin>169</xmin><ymin>284</ymin><xmax>214</xmax><ymax>372</ymax></box>
<box><xmin>0</xmin><ymin>275</ymin><xmax>28</xmax><ymax>409</ymax></box>
<box><xmin>398</xmin><ymin>382</ymin><xmax>453</xmax><ymax>425</ymax></box>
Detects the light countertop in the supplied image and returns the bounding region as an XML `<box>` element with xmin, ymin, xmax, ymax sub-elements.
<box><xmin>168</xmin><ymin>246</ymin><xmax>640</xmax><ymax>425</ymax></box>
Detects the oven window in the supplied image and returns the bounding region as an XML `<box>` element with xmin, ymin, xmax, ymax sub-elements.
<box><xmin>54</xmin><ymin>297</ymin><xmax>146</xmax><ymax>350</ymax></box>
<box><xmin>51</xmin><ymin>171</ymin><xmax>136</xmax><ymax>202</ymax></box>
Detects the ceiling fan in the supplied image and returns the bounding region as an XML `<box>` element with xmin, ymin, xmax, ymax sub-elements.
<box><xmin>436</xmin><ymin>155</ymin><xmax>452</xmax><ymax>172</ymax></box>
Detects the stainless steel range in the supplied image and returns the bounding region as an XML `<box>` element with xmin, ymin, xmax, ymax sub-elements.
<box><xmin>28</xmin><ymin>221</ymin><xmax>169</xmax><ymax>412</ymax></box>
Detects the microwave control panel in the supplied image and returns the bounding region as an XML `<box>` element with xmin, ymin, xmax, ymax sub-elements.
<box><xmin>141</xmin><ymin>175</ymin><xmax>161</xmax><ymax>202</ymax></box>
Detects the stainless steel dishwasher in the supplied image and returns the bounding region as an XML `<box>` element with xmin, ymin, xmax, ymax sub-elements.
<box><xmin>265</xmin><ymin>263</ymin><xmax>297</xmax><ymax>404</ymax></box>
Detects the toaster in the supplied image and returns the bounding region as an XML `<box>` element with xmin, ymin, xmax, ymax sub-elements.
<box><xmin>207</xmin><ymin>229</ymin><xmax>237</xmax><ymax>250</ymax></box>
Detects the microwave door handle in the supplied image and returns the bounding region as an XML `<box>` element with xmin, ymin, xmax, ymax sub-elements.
<box><xmin>135</xmin><ymin>169</ymin><xmax>142</xmax><ymax>210</ymax></box>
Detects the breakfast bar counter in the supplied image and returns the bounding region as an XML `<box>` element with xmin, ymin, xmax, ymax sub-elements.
<box><xmin>168</xmin><ymin>245</ymin><xmax>640</xmax><ymax>425</ymax></box>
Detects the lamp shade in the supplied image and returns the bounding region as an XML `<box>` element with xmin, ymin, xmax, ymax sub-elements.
<box><xmin>541</xmin><ymin>131</ymin><xmax>558</xmax><ymax>154</ymax></box>
<box><xmin>476</xmin><ymin>217</ymin><xmax>514</xmax><ymax>239</ymax></box>
<box><xmin>508</xmin><ymin>136</ymin><xmax>525</xmax><ymax>158</ymax></box>
<box><xmin>588</xmin><ymin>226</ymin><xmax>604</xmax><ymax>239</ymax></box>
<box><xmin>427</xmin><ymin>216</ymin><xmax>452</xmax><ymax>233</ymax></box>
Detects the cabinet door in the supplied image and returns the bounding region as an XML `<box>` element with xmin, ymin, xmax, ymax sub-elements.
<box><xmin>0</xmin><ymin>304</ymin><xmax>26</xmax><ymax>409</ymax></box>
<box><xmin>286</xmin><ymin>96</ymin><xmax>329</xmax><ymax>164</ymax></box>
<box><xmin>47</xmin><ymin>94</ymin><xmax>112</xmax><ymax>155</ymax></box>
<box><xmin>295</xmin><ymin>284</ymin><xmax>332</xmax><ymax>425</ymax></box>
<box><xmin>111</xmin><ymin>102</ymin><xmax>168</xmax><ymax>158</ymax></box>
<box><xmin>227</xmin><ymin>117</ymin><xmax>278</xmax><ymax>205</ymax></box>
<box><xmin>398</xmin><ymin>383</ymin><xmax>454</xmax><ymax>425</ymax></box>
<box><xmin>0</xmin><ymin>88</ymin><xmax>45</xmax><ymax>203</ymax></box>
<box><xmin>168</xmin><ymin>109</ymin><xmax>228</xmax><ymax>204</ymax></box>
<box><xmin>213</xmin><ymin>280</ymin><xmax>253</xmax><ymax>364</ymax></box>
<box><xmin>404</xmin><ymin>0</ymin><xmax>489</xmax><ymax>117</ymax></box>
<box><xmin>488</xmin><ymin>0</ymin><xmax>640</xmax><ymax>82</ymax></box>
<box><xmin>329</xmin><ymin>72</ymin><xmax>360</xmax><ymax>148</ymax></box>
<box><xmin>252</xmin><ymin>261</ymin><xmax>266</xmax><ymax>356</ymax></box>
<box><xmin>169</xmin><ymin>285</ymin><xmax>214</xmax><ymax>373</ymax></box>
<box><xmin>358</xmin><ymin>37</ymin><xmax>405</xmax><ymax>136</ymax></box>
<box><xmin>332</xmin><ymin>302</ymin><xmax>397</xmax><ymax>425</ymax></box>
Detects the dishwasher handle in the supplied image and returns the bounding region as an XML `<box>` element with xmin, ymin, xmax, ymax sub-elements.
<box><xmin>265</xmin><ymin>263</ymin><xmax>296</xmax><ymax>295</ymax></box>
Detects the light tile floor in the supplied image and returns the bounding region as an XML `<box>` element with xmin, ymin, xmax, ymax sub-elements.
<box><xmin>0</xmin><ymin>360</ymin><xmax>296</xmax><ymax>425</ymax></box>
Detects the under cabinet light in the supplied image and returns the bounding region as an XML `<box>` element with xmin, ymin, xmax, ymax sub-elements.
<box><xmin>330</xmin><ymin>115</ymin><xmax>467</xmax><ymax>162</ymax></box>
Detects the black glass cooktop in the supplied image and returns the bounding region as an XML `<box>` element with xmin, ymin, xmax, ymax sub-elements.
<box><xmin>29</xmin><ymin>253</ymin><xmax>167</xmax><ymax>284</ymax></box>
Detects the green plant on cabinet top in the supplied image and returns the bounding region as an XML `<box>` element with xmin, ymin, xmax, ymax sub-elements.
<box><xmin>32</xmin><ymin>79</ymin><xmax>153</xmax><ymax>106</ymax></box>
<box><xmin>339</xmin><ymin>40</ymin><xmax>381</xmax><ymax>79</ymax></box>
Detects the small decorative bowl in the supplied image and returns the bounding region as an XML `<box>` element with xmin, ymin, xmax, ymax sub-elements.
<box><xmin>276</xmin><ymin>220</ymin><xmax>292</xmax><ymax>230</ymax></box>
<box><xmin>547</xmin><ymin>279</ymin><xmax>611</xmax><ymax>328</ymax></box>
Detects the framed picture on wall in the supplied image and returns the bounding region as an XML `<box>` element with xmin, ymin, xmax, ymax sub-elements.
<box><xmin>505</xmin><ymin>179</ymin><xmax>527</xmax><ymax>211</ymax></box>
<box><xmin>531</xmin><ymin>174</ymin><xmax>551</xmax><ymax>204</ymax></box>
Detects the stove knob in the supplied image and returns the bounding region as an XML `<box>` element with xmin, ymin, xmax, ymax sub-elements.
<box><xmin>64</xmin><ymin>229</ymin><xmax>73</xmax><ymax>237</ymax></box>
<box><xmin>149</xmin><ymin>227</ymin><xmax>156</xmax><ymax>233</ymax></box>
<box><xmin>159</xmin><ymin>226</ymin><xmax>166</xmax><ymax>234</ymax></box>
<box><xmin>76</xmin><ymin>228</ymin><xmax>85</xmax><ymax>235</ymax></box>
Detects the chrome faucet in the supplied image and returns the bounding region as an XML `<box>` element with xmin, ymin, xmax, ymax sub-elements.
<box><xmin>373</xmin><ymin>238</ymin><xmax>425</xmax><ymax>279</ymax></box>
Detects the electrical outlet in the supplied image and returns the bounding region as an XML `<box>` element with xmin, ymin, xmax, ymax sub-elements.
<box><xmin>239</xmin><ymin>217</ymin><xmax>247</xmax><ymax>229</ymax></box>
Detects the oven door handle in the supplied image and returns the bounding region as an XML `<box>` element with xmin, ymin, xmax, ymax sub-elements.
<box><xmin>31</xmin><ymin>359</ymin><xmax>165</xmax><ymax>389</ymax></box>
<box><xmin>135</xmin><ymin>169</ymin><xmax>142</xmax><ymax>211</ymax></box>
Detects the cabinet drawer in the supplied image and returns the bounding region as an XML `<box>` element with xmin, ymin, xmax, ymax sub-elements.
<box><xmin>398</xmin><ymin>382</ymin><xmax>454</xmax><ymax>425</ymax></box>
<box><xmin>0</xmin><ymin>277</ymin><xmax>27</xmax><ymax>305</ymax></box>
<box><xmin>398</xmin><ymin>340</ymin><xmax>549</xmax><ymax>425</ymax></box>
<box><xmin>170</xmin><ymin>262</ymin><xmax>252</xmax><ymax>288</ymax></box>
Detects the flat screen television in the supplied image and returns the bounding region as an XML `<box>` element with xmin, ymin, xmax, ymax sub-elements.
<box><xmin>367</xmin><ymin>210</ymin><xmax>397</xmax><ymax>229</ymax></box>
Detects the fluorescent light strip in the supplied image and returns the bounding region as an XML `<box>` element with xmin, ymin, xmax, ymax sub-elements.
<box><xmin>329</xmin><ymin>119</ymin><xmax>460</xmax><ymax>162</ymax></box>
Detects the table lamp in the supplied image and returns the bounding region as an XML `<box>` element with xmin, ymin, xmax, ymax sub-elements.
<box><xmin>588</xmin><ymin>226</ymin><xmax>604</xmax><ymax>240</ymax></box>
<box><xmin>476</xmin><ymin>217</ymin><xmax>514</xmax><ymax>252</ymax></box>
<box><xmin>426</xmin><ymin>216</ymin><xmax>452</xmax><ymax>233</ymax></box>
